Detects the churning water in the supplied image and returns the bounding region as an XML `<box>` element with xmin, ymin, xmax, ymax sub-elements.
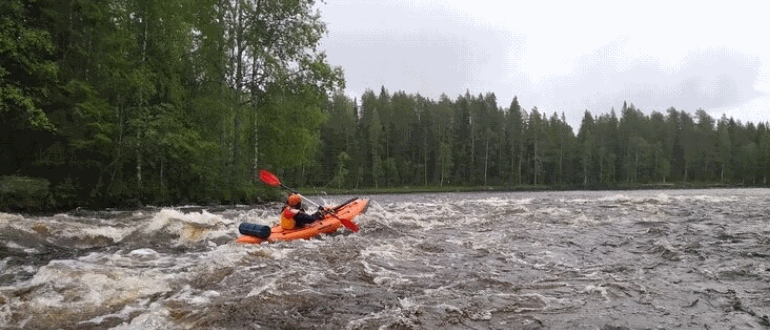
<box><xmin>1</xmin><ymin>189</ymin><xmax>770</xmax><ymax>329</ymax></box>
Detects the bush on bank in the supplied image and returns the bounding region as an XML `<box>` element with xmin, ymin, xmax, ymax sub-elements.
<box><xmin>0</xmin><ymin>175</ymin><xmax>281</xmax><ymax>213</ymax></box>
<box><xmin>0</xmin><ymin>176</ymin><xmax>51</xmax><ymax>212</ymax></box>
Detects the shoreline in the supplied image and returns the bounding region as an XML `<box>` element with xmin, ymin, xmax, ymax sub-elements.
<box><xmin>296</xmin><ymin>182</ymin><xmax>755</xmax><ymax>196</ymax></box>
<box><xmin>2</xmin><ymin>182</ymin><xmax>765</xmax><ymax>215</ymax></box>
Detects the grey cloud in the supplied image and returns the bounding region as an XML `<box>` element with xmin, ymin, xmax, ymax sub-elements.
<box><xmin>543</xmin><ymin>43</ymin><xmax>763</xmax><ymax>112</ymax></box>
<box><xmin>668</xmin><ymin>49</ymin><xmax>763</xmax><ymax>108</ymax></box>
<box><xmin>319</xmin><ymin>1</ymin><xmax>526</xmax><ymax>100</ymax></box>
<box><xmin>320</xmin><ymin>2</ymin><xmax>764</xmax><ymax>132</ymax></box>
<box><xmin>533</xmin><ymin>43</ymin><xmax>764</xmax><ymax>130</ymax></box>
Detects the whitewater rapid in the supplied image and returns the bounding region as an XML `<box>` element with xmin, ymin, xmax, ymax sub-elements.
<box><xmin>1</xmin><ymin>189</ymin><xmax>769</xmax><ymax>329</ymax></box>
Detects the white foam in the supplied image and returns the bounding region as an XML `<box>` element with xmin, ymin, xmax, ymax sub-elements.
<box><xmin>142</xmin><ymin>208</ymin><xmax>238</xmax><ymax>245</ymax></box>
<box><xmin>0</xmin><ymin>293</ymin><xmax>12</xmax><ymax>325</ymax></box>
<box><xmin>581</xmin><ymin>285</ymin><xmax>610</xmax><ymax>301</ymax></box>
<box><xmin>108</xmin><ymin>302</ymin><xmax>177</xmax><ymax>330</ymax></box>
<box><xmin>25</xmin><ymin>259</ymin><xmax>173</xmax><ymax>311</ymax></box>
<box><xmin>80</xmin><ymin>225</ymin><xmax>135</xmax><ymax>243</ymax></box>
<box><xmin>247</xmin><ymin>277</ymin><xmax>280</xmax><ymax>297</ymax></box>
<box><xmin>79</xmin><ymin>298</ymin><xmax>150</xmax><ymax>326</ymax></box>
<box><xmin>128</xmin><ymin>248</ymin><xmax>159</xmax><ymax>256</ymax></box>
<box><xmin>569</xmin><ymin>214</ymin><xmax>600</xmax><ymax>226</ymax></box>
<box><xmin>3</xmin><ymin>241</ymin><xmax>37</xmax><ymax>254</ymax></box>
<box><xmin>174</xmin><ymin>285</ymin><xmax>221</xmax><ymax>305</ymax></box>
<box><xmin>0</xmin><ymin>212</ymin><xmax>24</xmax><ymax>226</ymax></box>
<box><xmin>673</xmin><ymin>194</ymin><xmax>738</xmax><ymax>204</ymax></box>
<box><xmin>598</xmin><ymin>194</ymin><xmax>632</xmax><ymax>203</ymax></box>
<box><xmin>2</xmin><ymin>242</ymin><xmax>271</xmax><ymax>327</ymax></box>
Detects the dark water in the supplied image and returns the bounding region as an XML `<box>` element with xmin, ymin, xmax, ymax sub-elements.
<box><xmin>1</xmin><ymin>189</ymin><xmax>770</xmax><ymax>329</ymax></box>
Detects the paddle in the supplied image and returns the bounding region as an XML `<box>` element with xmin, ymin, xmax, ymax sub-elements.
<box><xmin>258</xmin><ymin>169</ymin><xmax>360</xmax><ymax>232</ymax></box>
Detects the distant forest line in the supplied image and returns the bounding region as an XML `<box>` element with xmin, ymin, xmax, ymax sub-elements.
<box><xmin>2</xmin><ymin>0</ymin><xmax>768</xmax><ymax>211</ymax></box>
<box><xmin>309</xmin><ymin>89</ymin><xmax>769</xmax><ymax>191</ymax></box>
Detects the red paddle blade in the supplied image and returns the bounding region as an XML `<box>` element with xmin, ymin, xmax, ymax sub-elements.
<box><xmin>324</xmin><ymin>207</ymin><xmax>359</xmax><ymax>232</ymax></box>
<box><xmin>339</xmin><ymin>218</ymin><xmax>359</xmax><ymax>232</ymax></box>
<box><xmin>258</xmin><ymin>169</ymin><xmax>281</xmax><ymax>187</ymax></box>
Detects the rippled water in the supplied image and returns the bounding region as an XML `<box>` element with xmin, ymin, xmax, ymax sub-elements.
<box><xmin>1</xmin><ymin>189</ymin><xmax>770</xmax><ymax>329</ymax></box>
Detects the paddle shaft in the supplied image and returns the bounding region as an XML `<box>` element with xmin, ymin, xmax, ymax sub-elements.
<box><xmin>276</xmin><ymin>181</ymin><xmax>356</xmax><ymax>213</ymax></box>
<box><xmin>279</xmin><ymin>184</ymin><xmax>320</xmax><ymax>208</ymax></box>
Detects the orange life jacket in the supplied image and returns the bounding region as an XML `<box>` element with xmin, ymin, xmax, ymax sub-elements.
<box><xmin>280</xmin><ymin>206</ymin><xmax>299</xmax><ymax>229</ymax></box>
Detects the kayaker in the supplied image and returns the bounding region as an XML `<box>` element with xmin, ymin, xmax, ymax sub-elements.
<box><xmin>281</xmin><ymin>194</ymin><xmax>326</xmax><ymax>229</ymax></box>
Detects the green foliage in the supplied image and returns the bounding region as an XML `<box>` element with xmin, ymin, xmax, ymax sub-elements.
<box><xmin>2</xmin><ymin>0</ymin><xmax>769</xmax><ymax>212</ymax></box>
<box><xmin>0</xmin><ymin>0</ymin><xmax>340</xmax><ymax>211</ymax></box>
<box><xmin>317</xmin><ymin>89</ymin><xmax>770</xmax><ymax>191</ymax></box>
<box><xmin>0</xmin><ymin>0</ymin><xmax>57</xmax><ymax>131</ymax></box>
<box><xmin>332</xmin><ymin>151</ymin><xmax>351</xmax><ymax>188</ymax></box>
<box><xmin>0</xmin><ymin>176</ymin><xmax>49</xmax><ymax>196</ymax></box>
<box><xmin>0</xmin><ymin>176</ymin><xmax>50</xmax><ymax>210</ymax></box>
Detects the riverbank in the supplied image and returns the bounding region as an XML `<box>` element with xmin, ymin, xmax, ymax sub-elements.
<box><xmin>2</xmin><ymin>173</ymin><xmax>761</xmax><ymax>214</ymax></box>
<box><xmin>295</xmin><ymin>181</ymin><xmax>749</xmax><ymax>196</ymax></box>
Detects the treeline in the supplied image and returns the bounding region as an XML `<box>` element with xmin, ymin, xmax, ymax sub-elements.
<box><xmin>301</xmin><ymin>88</ymin><xmax>770</xmax><ymax>189</ymax></box>
<box><xmin>3</xmin><ymin>1</ymin><xmax>769</xmax><ymax>212</ymax></box>
<box><xmin>1</xmin><ymin>0</ymin><xmax>342</xmax><ymax>210</ymax></box>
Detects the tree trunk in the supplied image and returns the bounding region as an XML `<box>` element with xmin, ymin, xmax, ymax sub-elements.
<box><xmin>634</xmin><ymin>151</ymin><xmax>639</xmax><ymax>183</ymax></box>
<box><xmin>470</xmin><ymin>121</ymin><xmax>475</xmax><ymax>182</ymax></box>
<box><xmin>137</xmin><ymin>127</ymin><xmax>142</xmax><ymax>189</ymax></box>
<box><xmin>511</xmin><ymin>146</ymin><xmax>516</xmax><ymax>184</ymax></box>
<box><xmin>600</xmin><ymin>152</ymin><xmax>604</xmax><ymax>184</ymax></box>
<box><xmin>231</xmin><ymin>0</ymin><xmax>245</xmax><ymax>181</ymax></box>
<box><xmin>251</xmin><ymin>55</ymin><xmax>260</xmax><ymax>176</ymax></box>
<box><xmin>160</xmin><ymin>157</ymin><xmax>164</xmax><ymax>197</ymax></box>
<box><xmin>423</xmin><ymin>134</ymin><xmax>427</xmax><ymax>186</ymax></box>
<box><xmin>440</xmin><ymin>162</ymin><xmax>444</xmax><ymax>187</ymax></box>
<box><xmin>498</xmin><ymin>141</ymin><xmax>503</xmax><ymax>183</ymax></box>
<box><xmin>137</xmin><ymin>16</ymin><xmax>148</xmax><ymax>191</ymax></box>
<box><xmin>110</xmin><ymin>97</ymin><xmax>124</xmax><ymax>184</ymax></box>
<box><xmin>559</xmin><ymin>145</ymin><xmax>563</xmax><ymax>184</ymax></box>
<box><xmin>517</xmin><ymin>148</ymin><xmax>523</xmax><ymax>185</ymax></box>
<box><xmin>721</xmin><ymin>164</ymin><xmax>725</xmax><ymax>183</ymax></box>
<box><xmin>254</xmin><ymin>111</ymin><xmax>259</xmax><ymax>174</ymax></box>
<box><xmin>533</xmin><ymin>139</ymin><xmax>539</xmax><ymax>185</ymax></box>
<box><xmin>484</xmin><ymin>138</ymin><xmax>489</xmax><ymax>186</ymax></box>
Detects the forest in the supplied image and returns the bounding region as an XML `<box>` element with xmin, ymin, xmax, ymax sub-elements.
<box><xmin>313</xmin><ymin>90</ymin><xmax>770</xmax><ymax>190</ymax></box>
<box><xmin>2</xmin><ymin>0</ymin><xmax>769</xmax><ymax>211</ymax></box>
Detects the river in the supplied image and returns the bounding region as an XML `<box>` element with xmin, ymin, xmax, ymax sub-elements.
<box><xmin>1</xmin><ymin>189</ymin><xmax>769</xmax><ymax>329</ymax></box>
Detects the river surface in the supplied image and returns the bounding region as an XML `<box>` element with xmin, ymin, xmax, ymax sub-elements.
<box><xmin>2</xmin><ymin>189</ymin><xmax>770</xmax><ymax>329</ymax></box>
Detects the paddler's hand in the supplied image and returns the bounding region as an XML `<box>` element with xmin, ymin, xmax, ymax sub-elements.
<box><xmin>318</xmin><ymin>206</ymin><xmax>329</xmax><ymax>215</ymax></box>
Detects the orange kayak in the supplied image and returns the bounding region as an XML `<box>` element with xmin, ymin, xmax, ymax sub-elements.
<box><xmin>236</xmin><ymin>198</ymin><xmax>368</xmax><ymax>244</ymax></box>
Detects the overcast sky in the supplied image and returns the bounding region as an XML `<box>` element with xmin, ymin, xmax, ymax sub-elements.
<box><xmin>317</xmin><ymin>0</ymin><xmax>769</xmax><ymax>131</ymax></box>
